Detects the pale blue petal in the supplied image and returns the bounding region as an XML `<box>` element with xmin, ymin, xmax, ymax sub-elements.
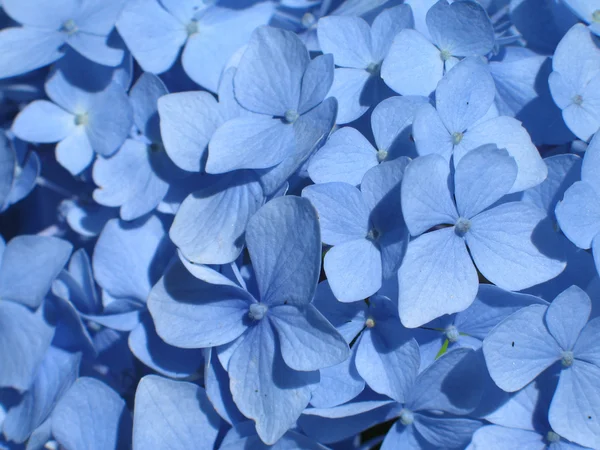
<box><xmin>0</xmin><ymin>302</ymin><xmax>54</xmax><ymax>391</ymax></box>
<box><xmin>56</xmin><ymin>126</ymin><xmax>94</xmax><ymax>175</ymax></box>
<box><xmin>370</xmin><ymin>4</ymin><xmax>414</xmax><ymax>62</ymax></box>
<box><xmin>206</xmin><ymin>116</ymin><xmax>294</xmax><ymax>173</ymax></box>
<box><xmin>549</xmin><ymin>361</ymin><xmax>600</xmax><ymax>449</ymax></box>
<box><xmin>483</xmin><ymin>304</ymin><xmax>561</xmax><ymax>392</ymax></box>
<box><xmin>469</xmin><ymin>425</ymin><xmax>546</xmax><ymax>450</ymax></box>
<box><xmin>582</xmin><ymin>131</ymin><xmax>600</xmax><ymax>192</ymax></box>
<box><xmin>0</xmin><ymin>235</ymin><xmax>72</xmax><ymax>309</ymax></box>
<box><xmin>324</xmin><ymin>239</ymin><xmax>382</xmax><ymax>302</ymax></box>
<box><xmin>317</xmin><ymin>16</ymin><xmax>373</xmax><ymax>69</ymax></box>
<box><xmin>116</xmin><ymin>0</ymin><xmax>187</xmax><ymax>73</ymax></box>
<box><xmin>426</xmin><ymin>0</ymin><xmax>495</xmax><ymax>56</ymax></box>
<box><xmin>301</xmin><ymin>182</ymin><xmax>370</xmax><ymax>245</ymax></box>
<box><xmin>381</xmin><ymin>29</ymin><xmax>443</xmax><ymax>97</ymax></box>
<box><xmin>158</xmin><ymin>91</ymin><xmax>223</xmax><ymax>172</ymax></box>
<box><xmin>546</xmin><ymin>286</ymin><xmax>591</xmax><ymax>351</ymax></box>
<box><xmin>412</xmin><ymin>103</ymin><xmax>454</xmax><ymax>158</ymax></box>
<box><xmin>381</xmin><ymin>422</ymin><xmax>428</xmax><ymax>450</ymax></box>
<box><xmin>170</xmin><ymin>172</ymin><xmax>263</xmax><ymax>264</ymax></box>
<box><xmin>147</xmin><ymin>261</ymin><xmax>252</xmax><ymax>348</ymax></box>
<box><xmin>0</xmin><ymin>137</ymin><xmax>15</xmax><ymax>209</ymax></box>
<box><xmin>458</xmin><ymin>116</ymin><xmax>548</xmax><ymax>193</ymax></box>
<box><xmin>2</xmin><ymin>0</ymin><xmax>76</xmax><ymax>28</ymax></box>
<box><xmin>307</xmin><ymin>127</ymin><xmax>377</xmax><ymax>186</ymax></box>
<box><xmin>573</xmin><ymin>318</ymin><xmax>600</xmax><ymax>367</ymax></box>
<box><xmin>228</xmin><ymin>321</ymin><xmax>318</xmax><ymax>444</ymax></box>
<box><xmin>67</xmin><ymin>33</ymin><xmax>124</xmax><ymax>67</ymax></box>
<box><xmin>309</xmin><ymin>349</ymin><xmax>365</xmax><ymax>408</ymax></box>
<box><xmin>326</xmin><ymin>67</ymin><xmax>371</xmax><ymax>124</ymax></box>
<box><xmin>435</xmin><ymin>57</ymin><xmax>496</xmax><ymax>134</ymax></box>
<box><xmin>85</xmin><ymin>83</ymin><xmax>133</xmax><ymax>157</ymax></box>
<box><xmin>204</xmin><ymin>348</ymin><xmax>246</xmax><ymax>425</ymax></box>
<box><xmin>298</xmin><ymin>54</ymin><xmax>334</xmax><ymax>114</ymax></box>
<box><xmin>0</xmin><ymin>28</ymin><xmax>65</xmax><ymax>79</ymax></box>
<box><xmin>129</xmin><ymin>73</ymin><xmax>168</xmax><ymax>141</ymax></box>
<box><xmin>183</xmin><ymin>3</ymin><xmax>275</xmax><ymax>93</ymax></box>
<box><xmin>12</xmin><ymin>101</ymin><xmax>75</xmax><ymax>143</ymax></box>
<box><xmin>270</xmin><ymin>303</ymin><xmax>349</xmax><ymax>371</ymax></box>
<box><xmin>467</xmin><ymin>202</ymin><xmax>567</xmax><ymax>291</ymax></box>
<box><xmin>74</xmin><ymin>0</ymin><xmax>128</xmax><ymax>35</ymax></box>
<box><xmin>51</xmin><ymin>377</ymin><xmax>131</xmax><ymax>450</ymax></box>
<box><xmin>454</xmin><ymin>146</ymin><xmax>517</xmax><ymax>218</ymax></box>
<box><xmin>401</xmin><ymin>154</ymin><xmax>458</xmax><ymax>236</ymax></box>
<box><xmin>414</xmin><ymin>415</ymin><xmax>482</xmax><ymax>449</ymax></box>
<box><xmin>234</xmin><ymin>26</ymin><xmax>309</xmax><ymax>116</ymax></box>
<box><xmin>556</xmin><ymin>181</ymin><xmax>600</xmax><ymax>250</ymax></box>
<box><xmin>133</xmin><ymin>375</ymin><xmax>220</xmax><ymax>450</ymax></box>
<box><xmin>246</xmin><ymin>196</ymin><xmax>321</xmax><ymax>307</ymax></box>
<box><xmin>3</xmin><ymin>347</ymin><xmax>80</xmax><ymax>443</ymax></box>
<box><xmin>398</xmin><ymin>228</ymin><xmax>478</xmax><ymax>328</ymax></box>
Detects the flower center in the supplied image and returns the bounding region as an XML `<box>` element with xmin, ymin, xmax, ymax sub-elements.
<box><xmin>302</xmin><ymin>12</ymin><xmax>317</xmax><ymax>28</ymax></box>
<box><xmin>284</xmin><ymin>109</ymin><xmax>299</xmax><ymax>124</ymax></box>
<box><xmin>561</xmin><ymin>350</ymin><xmax>574</xmax><ymax>367</ymax></box>
<box><xmin>366</xmin><ymin>61</ymin><xmax>381</xmax><ymax>76</ymax></box>
<box><xmin>593</xmin><ymin>10</ymin><xmax>600</xmax><ymax>22</ymax></box>
<box><xmin>376</xmin><ymin>149</ymin><xmax>388</xmax><ymax>162</ymax></box>
<box><xmin>573</xmin><ymin>94</ymin><xmax>583</xmax><ymax>106</ymax></box>
<box><xmin>61</xmin><ymin>19</ymin><xmax>78</xmax><ymax>35</ymax></box>
<box><xmin>365</xmin><ymin>317</ymin><xmax>376</xmax><ymax>328</ymax></box>
<box><xmin>546</xmin><ymin>431</ymin><xmax>560</xmax><ymax>443</ymax></box>
<box><xmin>248</xmin><ymin>303</ymin><xmax>268</xmax><ymax>321</ymax></box>
<box><xmin>452</xmin><ymin>131</ymin><xmax>463</xmax><ymax>145</ymax></box>
<box><xmin>440</xmin><ymin>49</ymin><xmax>452</xmax><ymax>61</ymax></box>
<box><xmin>399</xmin><ymin>408</ymin><xmax>414</xmax><ymax>426</ymax></box>
<box><xmin>454</xmin><ymin>217</ymin><xmax>471</xmax><ymax>236</ymax></box>
<box><xmin>445</xmin><ymin>325</ymin><xmax>460</xmax><ymax>343</ymax></box>
<box><xmin>186</xmin><ymin>20</ymin><xmax>199</xmax><ymax>36</ymax></box>
<box><xmin>74</xmin><ymin>113</ymin><xmax>88</xmax><ymax>126</ymax></box>
<box><xmin>366</xmin><ymin>228</ymin><xmax>381</xmax><ymax>242</ymax></box>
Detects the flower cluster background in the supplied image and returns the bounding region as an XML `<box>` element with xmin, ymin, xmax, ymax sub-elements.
<box><xmin>0</xmin><ymin>0</ymin><xmax>600</xmax><ymax>449</ymax></box>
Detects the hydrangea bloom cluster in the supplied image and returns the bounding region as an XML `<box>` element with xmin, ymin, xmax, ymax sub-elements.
<box><xmin>1</xmin><ymin>0</ymin><xmax>600</xmax><ymax>449</ymax></box>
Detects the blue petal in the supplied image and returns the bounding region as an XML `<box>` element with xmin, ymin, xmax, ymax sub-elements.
<box><xmin>483</xmin><ymin>304</ymin><xmax>561</xmax><ymax>392</ymax></box>
<box><xmin>317</xmin><ymin>16</ymin><xmax>373</xmax><ymax>69</ymax></box>
<box><xmin>246</xmin><ymin>196</ymin><xmax>321</xmax><ymax>307</ymax></box>
<box><xmin>412</xmin><ymin>103</ymin><xmax>454</xmax><ymax>159</ymax></box>
<box><xmin>129</xmin><ymin>73</ymin><xmax>168</xmax><ymax>141</ymax></box>
<box><xmin>158</xmin><ymin>91</ymin><xmax>223</xmax><ymax>172</ymax></box>
<box><xmin>546</xmin><ymin>286</ymin><xmax>591</xmax><ymax>351</ymax></box>
<box><xmin>182</xmin><ymin>3</ymin><xmax>275</xmax><ymax>93</ymax></box>
<box><xmin>414</xmin><ymin>415</ymin><xmax>482</xmax><ymax>449</ymax></box>
<box><xmin>426</xmin><ymin>0</ymin><xmax>495</xmax><ymax>56</ymax></box>
<box><xmin>234</xmin><ymin>26</ymin><xmax>309</xmax><ymax>116</ymax></box>
<box><xmin>573</xmin><ymin>318</ymin><xmax>600</xmax><ymax>367</ymax></box>
<box><xmin>85</xmin><ymin>83</ymin><xmax>133</xmax><ymax>157</ymax></box>
<box><xmin>582</xmin><ymin>130</ymin><xmax>600</xmax><ymax>193</ymax></box>
<box><xmin>228</xmin><ymin>321</ymin><xmax>318</xmax><ymax>444</ymax></box>
<box><xmin>0</xmin><ymin>28</ymin><xmax>65</xmax><ymax>79</ymax></box>
<box><xmin>0</xmin><ymin>137</ymin><xmax>15</xmax><ymax>212</ymax></box>
<box><xmin>298</xmin><ymin>54</ymin><xmax>334</xmax><ymax>114</ymax></box>
<box><xmin>133</xmin><ymin>375</ymin><xmax>220</xmax><ymax>450</ymax></box>
<box><xmin>381</xmin><ymin>29</ymin><xmax>443</xmax><ymax>97</ymax></box>
<box><xmin>556</xmin><ymin>181</ymin><xmax>600</xmax><ymax>250</ymax></box>
<box><xmin>170</xmin><ymin>172</ymin><xmax>263</xmax><ymax>264</ymax></box>
<box><xmin>307</xmin><ymin>127</ymin><xmax>377</xmax><ymax>186</ymax></box>
<box><xmin>370</xmin><ymin>4</ymin><xmax>414</xmax><ymax>61</ymax></box>
<box><xmin>454</xmin><ymin>146</ymin><xmax>517</xmax><ymax>218</ymax></box>
<box><xmin>309</xmin><ymin>349</ymin><xmax>365</xmax><ymax>408</ymax></box>
<box><xmin>469</xmin><ymin>425</ymin><xmax>545</xmax><ymax>450</ymax></box>
<box><xmin>220</xmin><ymin>423</ymin><xmax>326</xmax><ymax>450</ymax></box>
<box><xmin>67</xmin><ymin>33</ymin><xmax>123</xmax><ymax>67</ymax></box>
<box><xmin>549</xmin><ymin>361</ymin><xmax>600</xmax><ymax>449</ymax></box>
<box><xmin>204</xmin><ymin>349</ymin><xmax>246</xmax><ymax>425</ymax></box>
<box><xmin>2</xmin><ymin>0</ymin><xmax>76</xmax><ymax>28</ymax></box>
<box><xmin>116</xmin><ymin>0</ymin><xmax>187</xmax><ymax>73</ymax></box>
<box><xmin>3</xmin><ymin>347</ymin><xmax>80</xmax><ymax>443</ymax></box>
<box><xmin>381</xmin><ymin>422</ymin><xmax>428</xmax><ymax>450</ymax></box>
<box><xmin>51</xmin><ymin>377</ymin><xmax>132</xmax><ymax>450</ymax></box>
<box><xmin>206</xmin><ymin>116</ymin><xmax>295</xmax><ymax>173</ymax></box>
<box><xmin>12</xmin><ymin>101</ymin><xmax>75</xmax><ymax>143</ymax></box>
<box><xmin>435</xmin><ymin>57</ymin><xmax>496</xmax><ymax>134</ymax></box>
<box><xmin>269</xmin><ymin>303</ymin><xmax>349</xmax><ymax>371</ymax></box>
<box><xmin>302</xmin><ymin>182</ymin><xmax>370</xmax><ymax>245</ymax></box>
<box><xmin>148</xmin><ymin>261</ymin><xmax>252</xmax><ymax>348</ymax></box>
<box><xmin>467</xmin><ymin>202</ymin><xmax>567</xmax><ymax>291</ymax></box>
<box><xmin>0</xmin><ymin>302</ymin><xmax>54</xmax><ymax>391</ymax></box>
<box><xmin>0</xmin><ymin>235</ymin><xmax>72</xmax><ymax>309</ymax></box>
<box><xmin>401</xmin><ymin>154</ymin><xmax>458</xmax><ymax>236</ymax></box>
<box><xmin>93</xmin><ymin>215</ymin><xmax>171</xmax><ymax>302</ymax></box>
<box><xmin>56</xmin><ymin>126</ymin><xmax>94</xmax><ymax>175</ymax></box>
<box><xmin>326</xmin><ymin>68</ymin><xmax>371</xmax><ymax>124</ymax></box>
<box><xmin>398</xmin><ymin>228</ymin><xmax>478</xmax><ymax>328</ymax></box>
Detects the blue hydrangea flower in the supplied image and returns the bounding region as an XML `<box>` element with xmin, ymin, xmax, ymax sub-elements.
<box><xmin>11</xmin><ymin>69</ymin><xmax>132</xmax><ymax>175</ymax></box>
<box><xmin>483</xmin><ymin>286</ymin><xmax>600</xmax><ymax>448</ymax></box>
<box><xmin>316</xmin><ymin>5</ymin><xmax>413</xmax><ymax>123</ymax></box>
<box><xmin>381</xmin><ymin>0</ymin><xmax>495</xmax><ymax>97</ymax></box>
<box><xmin>555</xmin><ymin>132</ymin><xmax>600</xmax><ymax>277</ymax></box>
<box><xmin>399</xmin><ymin>145</ymin><xmax>565</xmax><ymax>327</ymax></box>
<box><xmin>148</xmin><ymin>196</ymin><xmax>349</xmax><ymax>444</ymax></box>
<box><xmin>307</xmin><ymin>95</ymin><xmax>428</xmax><ymax>185</ymax></box>
<box><xmin>0</xmin><ymin>0</ymin><xmax>127</xmax><ymax>79</ymax></box>
<box><xmin>116</xmin><ymin>0</ymin><xmax>274</xmax><ymax>93</ymax></box>
<box><xmin>549</xmin><ymin>24</ymin><xmax>600</xmax><ymax>142</ymax></box>
<box><xmin>303</xmin><ymin>158</ymin><xmax>409</xmax><ymax>302</ymax></box>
